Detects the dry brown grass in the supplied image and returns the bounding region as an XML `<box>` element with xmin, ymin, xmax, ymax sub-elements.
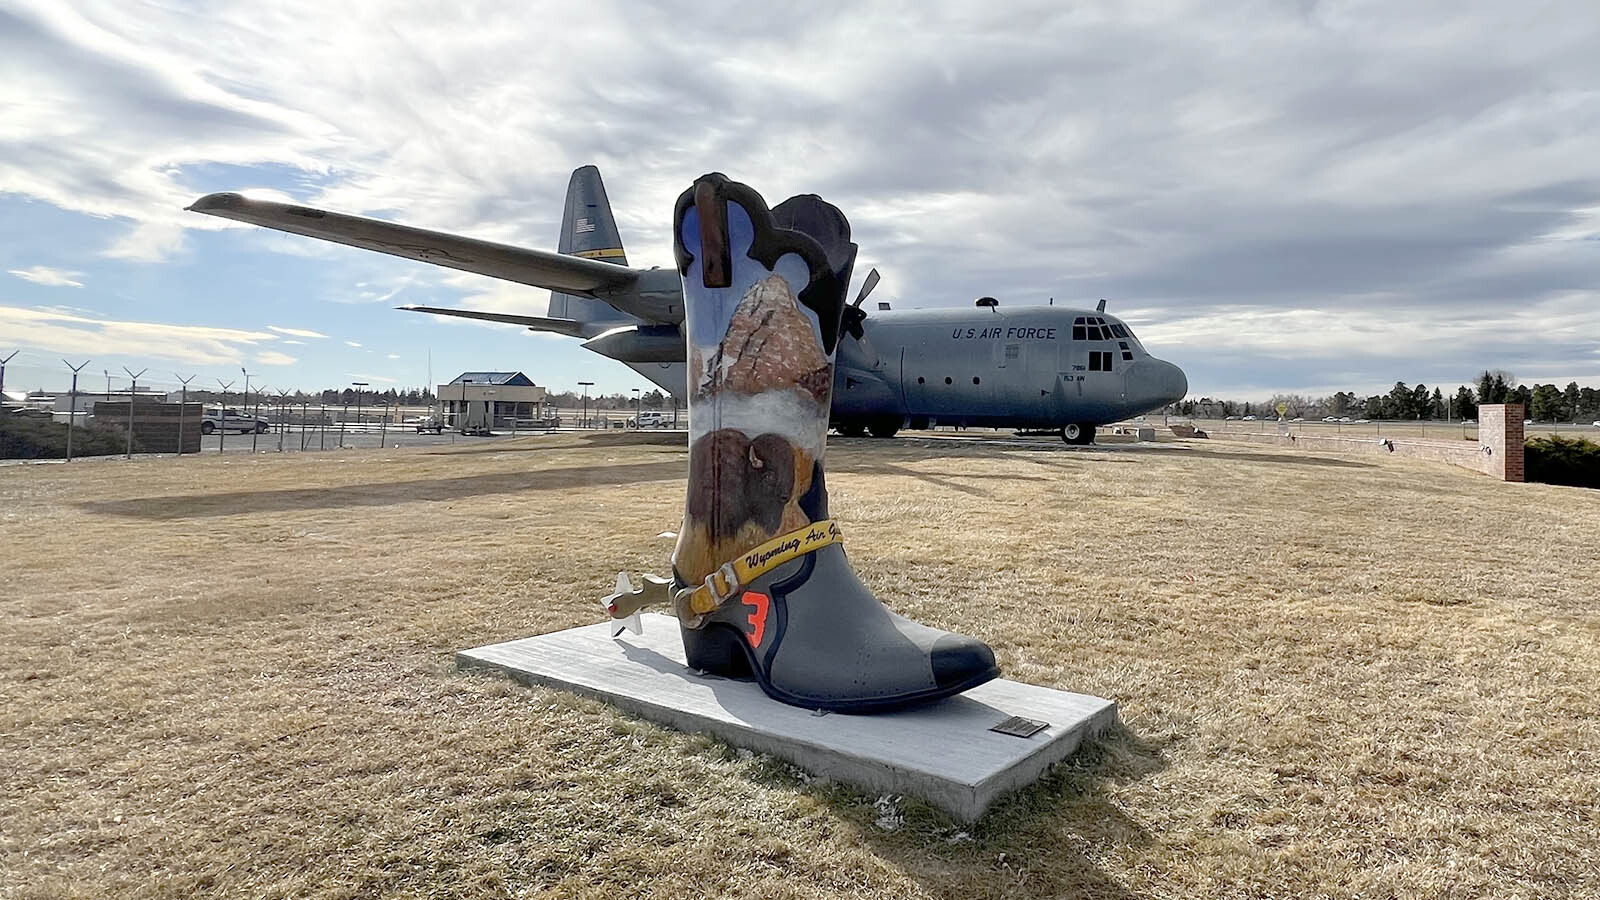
<box><xmin>2</xmin><ymin>432</ymin><xmax>1598</xmax><ymax>899</ymax></box>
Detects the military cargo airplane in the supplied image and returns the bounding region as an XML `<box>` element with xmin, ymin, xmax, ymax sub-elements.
<box><xmin>188</xmin><ymin>166</ymin><xmax>1187</xmax><ymax>443</ymax></box>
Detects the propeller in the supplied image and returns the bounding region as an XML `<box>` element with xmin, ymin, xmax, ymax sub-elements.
<box><xmin>841</xmin><ymin>267</ymin><xmax>880</xmax><ymax>340</ymax></box>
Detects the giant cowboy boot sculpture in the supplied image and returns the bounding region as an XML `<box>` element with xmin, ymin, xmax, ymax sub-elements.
<box><xmin>605</xmin><ymin>173</ymin><xmax>999</xmax><ymax>713</ymax></box>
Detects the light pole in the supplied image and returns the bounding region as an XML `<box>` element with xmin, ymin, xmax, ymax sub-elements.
<box><xmin>352</xmin><ymin>381</ymin><xmax>368</xmax><ymax>443</ymax></box>
<box><xmin>482</xmin><ymin>389</ymin><xmax>495</xmax><ymax>433</ymax></box>
<box><xmin>122</xmin><ymin>367</ymin><xmax>146</xmax><ymax>459</ymax></box>
<box><xmin>277</xmin><ymin>388</ymin><xmax>291</xmax><ymax>451</ymax></box>
<box><xmin>64</xmin><ymin>359</ymin><xmax>89</xmax><ymax>462</ymax></box>
<box><xmin>632</xmin><ymin>387</ymin><xmax>641</xmax><ymax>428</ymax></box>
<box><xmin>216</xmin><ymin>379</ymin><xmax>234</xmax><ymax>453</ymax></box>
<box><xmin>251</xmin><ymin>384</ymin><xmax>267</xmax><ymax>452</ymax></box>
<box><xmin>578</xmin><ymin>381</ymin><xmax>593</xmax><ymax>428</ymax></box>
<box><xmin>175</xmin><ymin>374</ymin><xmax>195</xmax><ymax>456</ymax></box>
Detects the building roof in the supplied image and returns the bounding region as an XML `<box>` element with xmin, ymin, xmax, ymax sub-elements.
<box><xmin>448</xmin><ymin>371</ymin><xmax>536</xmax><ymax>386</ymax></box>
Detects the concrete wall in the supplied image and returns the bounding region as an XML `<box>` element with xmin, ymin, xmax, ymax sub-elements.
<box><xmin>92</xmin><ymin>402</ymin><xmax>204</xmax><ymax>454</ymax></box>
<box><xmin>1198</xmin><ymin>403</ymin><xmax>1525</xmax><ymax>482</ymax></box>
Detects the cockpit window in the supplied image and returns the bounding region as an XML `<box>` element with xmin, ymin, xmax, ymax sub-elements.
<box><xmin>1119</xmin><ymin>340</ymin><xmax>1133</xmax><ymax>361</ymax></box>
<box><xmin>1072</xmin><ymin>323</ymin><xmax>1087</xmax><ymax>340</ymax></box>
<box><xmin>1110</xmin><ymin>323</ymin><xmax>1129</xmax><ymax>338</ymax></box>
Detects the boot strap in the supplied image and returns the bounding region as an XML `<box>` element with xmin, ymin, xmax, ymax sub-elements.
<box><xmin>678</xmin><ymin>519</ymin><xmax>844</xmax><ymax>616</ymax></box>
<box><xmin>604</xmin><ymin>520</ymin><xmax>842</xmax><ymax>628</ymax></box>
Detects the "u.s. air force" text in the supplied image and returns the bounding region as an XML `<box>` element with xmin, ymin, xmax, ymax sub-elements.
<box><xmin>951</xmin><ymin>327</ymin><xmax>1058</xmax><ymax>340</ymax></box>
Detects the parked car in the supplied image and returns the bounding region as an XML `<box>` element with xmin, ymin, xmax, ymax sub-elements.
<box><xmin>201</xmin><ymin>407</ymin><xmax>268</xmax><ymax>434</ymax></box>
<box><xmin>1322</xmin><ymin>416</ymin><xmax>1338</xmax><ymax>422</ymax></box>
<box><xmin>1242</xmin><ymin>415</ymin><xmax>1257</xmax><ymax>421</ymax></box>
<box><xmin>629</xmin><ymin>411</ymin><xmax>667</xmax><ymax>428</ymax></box>
<box><xmin>414</xmin><ymin>415</ymin><xmax>444</xmax><ymax>434</ymax></box>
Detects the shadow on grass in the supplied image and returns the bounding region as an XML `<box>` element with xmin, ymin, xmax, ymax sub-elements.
<box><xmin>77</xmin><ymin>460</ymin><xmax>688</xmax><ymax>519</ymax></box>
<box><xmin>833</xmin><ymin>458</ymin><xmax>1058</xmax><ymax>498</ymax></box>
<box><xmin>420</xmin><ymin>431</ymin><xmax>687</xmax><ymax>456</ymax></box>
<box><xmin>756</xmin><ymin>721</ymin><xmax>1168</xmax><ymax>899</ymax></box>
<box><xmin>1125</xmin><ymin>444</ymin><xmax>1375</xmax><ymax>469</ymax></box>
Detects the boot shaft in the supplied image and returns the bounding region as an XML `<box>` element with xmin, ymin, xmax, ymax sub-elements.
<box><xmin>671</xmin><ymin>175</ymin><xmax>856</xmax><ymax>585</ymax></box>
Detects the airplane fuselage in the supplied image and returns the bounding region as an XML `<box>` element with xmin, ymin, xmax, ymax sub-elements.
<box><xmin>613</xmin><ymin>303</ymin><xmax>1187</xmax><ymax>436</ymax></box>
<box><xmin>835</xmin><ymin>305</ymin><xmax>1186</xmax><ymax>430</ymax></box>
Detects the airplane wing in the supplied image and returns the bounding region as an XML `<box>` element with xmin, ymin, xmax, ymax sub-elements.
<box><xmin>186</xmin><ymin>192</ymin><xmax>641</xmax><ymax>300</ymax></box>
<box><xmin>397</xmin><ymin>304</ymin><xmax>589</xmax><ymax>338</ymax></box>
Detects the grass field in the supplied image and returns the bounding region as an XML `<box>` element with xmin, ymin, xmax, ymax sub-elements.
<box><xmin>3</xmin><ymin>432</ymin><xmax>1597</xmax><ymax>899</ymax></box>
<box><xmin>1185</xmin><ymin>416</ymin><xmax>1600</xmax><ymax>443</ymax></box>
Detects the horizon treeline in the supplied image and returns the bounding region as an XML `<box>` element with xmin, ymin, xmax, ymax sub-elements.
<box><xmin>1178</xmin><ymin>371</ymin><xmax>1600</xmax><ymax>422</ymax></box>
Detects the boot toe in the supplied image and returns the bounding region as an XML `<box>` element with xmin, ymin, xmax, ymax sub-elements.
<box><xmin>930</xmin><ymin>633</ymin><xmax>999</xmax><ymax>691</ymax></box>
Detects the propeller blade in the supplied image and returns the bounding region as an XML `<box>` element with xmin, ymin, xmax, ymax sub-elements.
<box><xmin>852</xmin><ymin>268</ymin><xmax>881</xmax><ymax>308</ymax></box>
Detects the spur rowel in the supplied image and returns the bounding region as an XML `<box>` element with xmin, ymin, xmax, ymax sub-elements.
<box><xmin>660</xmin><ymin>172</ymin><xmax>999</xmax><ymax>713</ymax></box>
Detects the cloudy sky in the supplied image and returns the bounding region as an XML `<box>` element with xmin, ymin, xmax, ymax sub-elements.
<box><xmin>3</xmin><ymin>0</ymin><xmax>1598</xmax><ymax>400</ymax></box>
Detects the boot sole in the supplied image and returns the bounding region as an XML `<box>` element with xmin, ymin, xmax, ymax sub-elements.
<box><xmin>685</xmin><ymin>622</ymin><xmax>1001</xmax><ymax>715</ymax></box>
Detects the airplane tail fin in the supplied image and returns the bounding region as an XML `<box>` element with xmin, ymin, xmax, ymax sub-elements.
<box><xmin>549</xmin><ymin>166</ymin><xmax>637</xmax><ymax>330</ymax></box>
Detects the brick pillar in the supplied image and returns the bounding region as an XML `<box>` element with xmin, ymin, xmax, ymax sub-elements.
<box><xmin>1477</xmin><ymin>403</ymin><xmax>1525</xmax><ymax>482</ymax></box>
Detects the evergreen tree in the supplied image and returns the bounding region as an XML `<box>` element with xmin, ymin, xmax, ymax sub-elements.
<box><xmin>1508</xmin><ymin>384</ymin><xmax>1532</xmax><ymax>413</ymax></box>
<box><xmin>1530</xmin><ymin>384</ymin><xmax>1563</xmax><ymax>422</ymax></box>
<box><xmin>1387</xmin><ymin>382</ymin><xmax>1413</xmax><ymax>420</ymax></box>
<box><xmin>1430</xmin><ymin>387</ymin><xmax>1445</xmax><ymax>419</ymax></box>
<box><xmin>1364</xmin><ymin>395</ymin><xmax>1384</xmax><ymax>418</ymax></box>
<box><xmin>1490</xmin><ymin>374</ymin><xmax>1509</xmax><ymax>404</ymax></box>
<box><xmin>1563</xmin><ymin>382</ymin><xmax>1580</xmax><ymax>421</ymax></box>
<box><xmin>1410</xmin><ymin>383</ymin><xmax>1431</xmax><ymax>419</ymax></box>
<box><xmin>1477</xmin><ymin>371</ymin><xmax>1494</xmax><ymax>405</ymax></box>
<box><xmin>1453</xmin><ymin>385</ymin><xmax>1477</xmax><ymax>421</ymax></box>
<box><xmin>1580</xmin><ymin>387</ymin><xmax>1600</xmax><ymax>421</ymax></box>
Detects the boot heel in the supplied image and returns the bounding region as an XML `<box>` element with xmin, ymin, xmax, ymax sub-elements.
<box><xmin>681</xmin><ymin>623</ymin><xmax>753</xmax><ymax>677</ymax></box>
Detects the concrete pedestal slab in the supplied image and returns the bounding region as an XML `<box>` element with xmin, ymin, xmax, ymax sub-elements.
<box><xmin>457</xmin><ymin>614</ymin><xmax>1117</xmax><ymax>821</ymax></box>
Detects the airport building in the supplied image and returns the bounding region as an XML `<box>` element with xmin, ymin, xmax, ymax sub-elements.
<box><xmin>50</xmin><ymin>390</ymin><xmax>169</xmax><ymax>423</ymax></box>
<box><xmin>439</xmin><ymin>372</ymin><xmax>549</xmax><ymax>430</ymax></box>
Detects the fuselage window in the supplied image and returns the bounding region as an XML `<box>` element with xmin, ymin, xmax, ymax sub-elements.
<box><xmin>917</xmin><ymin>376</ymin><xmax>925</xmax><ymax>384</ymax></box>
<box><xmin>1088</xmin><ymin>350</ymin><xmax>1114</xmax><ymax>371</ymax></box>
<box><xmin>1089</xmin><ymin>353</ymin><xmax>1101</xmax><ymax>372</ymax></box>
<box><xmin>944</xmin><ymin>376</ymin><xmax>953</xmax><ymax>385</ymax></box>
<box><xmin>1103</xmin><ymin>351</ymin><xmax>1114</xmax><ymax>371</ymax></box>
<box><xmin>972</xmin><ymin>376</ymin><xmax>981</xmax><ymax>384</ymax></box>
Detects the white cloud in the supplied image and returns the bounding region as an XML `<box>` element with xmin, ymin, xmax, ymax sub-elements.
<box><xmin>256</xmin><ymin>350</ymin><xmax>298</xmax><ymax>365</ymax></box>
<box><xmin>0</xmin><ymin>304</ymin><xmax>278</xmax><ymax>365</ymax></box>
<box><xmin>2</xmin><ymin>0</ymin><xmax>1599</xmax><ymax>393</ymax></box>
<box><xmin>386</xmin><ymin>353</ymin><xmax>400</xmax><ymax>359</ymax></box>
<box><xmin>348</xmin><ymin>372</ymin><xmax>397</xmax><ymax>384</ymax></box>
<box><xmin>344</xmin><ymin>340</ymin><xmax>362</xmax><ymax>348</ymax></box>
<box><xmin>280</xmin><ymin>339</ymin><xmax>305</xmax><ymax>345</ymax></box>
<box><xmin>268</xmin><ymin>325</ymin><xmax>328</xmax><ymax>338</ymax></box>
<box><xmin>8</xmin><ymin>266</ymin><xmax>85</xmax><ymax>288</ymax></box>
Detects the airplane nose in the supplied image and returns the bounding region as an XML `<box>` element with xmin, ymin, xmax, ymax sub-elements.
<box><xmin>1132</xmin><ymin>357</ymin><xmax>1188</xmax><ymax>408</ymax></box>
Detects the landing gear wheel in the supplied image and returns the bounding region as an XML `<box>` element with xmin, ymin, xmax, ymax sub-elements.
<box><xmin>867</xmin><ymin>418</ymin><xmax>901</xmax><ymax>438</ymax></box>
<box><xmin>1062</xmin><ymin>422</ymin><xmax>1094</xmax><ymax>445</ymax></box>
<box><xmin>836</xmin><ymin>422</ymin><xmax>866</xmax><ymax>437</ymax></box>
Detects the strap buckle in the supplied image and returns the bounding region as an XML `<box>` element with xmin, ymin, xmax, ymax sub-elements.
<box><xmin>705</xmin><ymin>560</ymin><xmax>741</xmax><ymax>604</ymax></box>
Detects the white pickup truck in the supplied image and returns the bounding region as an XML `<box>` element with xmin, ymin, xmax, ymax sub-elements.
<box><xmin>201</xmin><ymin>407</ymin><xmax>269</xmax><ymax>434</ymax></box>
